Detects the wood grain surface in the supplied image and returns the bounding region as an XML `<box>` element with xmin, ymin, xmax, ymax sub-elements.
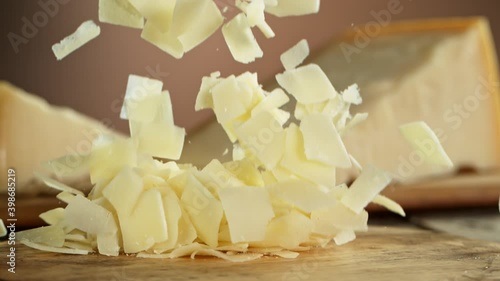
<box><xmin>1</xmin><ymin>226</ymin><xmax>499</xmax><ymax>281</ymax></box>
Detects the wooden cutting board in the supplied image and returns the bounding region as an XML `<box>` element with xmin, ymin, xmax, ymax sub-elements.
<box><xmin>2</xmin><ymin>226</ymin><xmax>499</xmax><ymax>281</ymax></box>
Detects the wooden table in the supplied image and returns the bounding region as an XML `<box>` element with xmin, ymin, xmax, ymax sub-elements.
<box><xmin>2</xmin><ymin>226</ymin><xmax>499</xmax><ymax>281</ymax></box>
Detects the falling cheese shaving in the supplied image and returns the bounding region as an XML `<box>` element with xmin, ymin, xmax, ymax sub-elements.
<box><xmin>95</xmin><ymin>0</ymin><xmax>320</xmax><ymax>63</ymax></box>
<box><xmin>399</xmin><ymin>121</ymin><xmax>454</xmax><ymax>168</ymax></box>
<box><xmin>23</xmin><ymin>38</ymin><xmax>452</xmax><ymax>262</ymax></box>
<box><xmin>52</xmin><ymin>20</ymin><xmax>101</xmax><ymax>60</ymax></box>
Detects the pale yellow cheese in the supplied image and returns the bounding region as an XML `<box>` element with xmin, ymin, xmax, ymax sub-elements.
<box><xmin>222</xmin><ymin>13</ymin><xmax>263</xmax><ymax>64</ymax></box>
<box><xmin>341</xmin><ymin>165</ymin><xmax>392</xmax><ymax>214</ymax></box>
<box><xmin>98</xmin><ymin>0</ymin><xmax>144</xmax><ymax>29</ymax></box>
<box><xmin>280</xmin><ymin>124</ymin><xmax>337</xmax><ymax>188</ymax></box>
<box><xmin>276</xmin><ymin>64</ymin><xmax>338</xmax><ymax>104</ymax></box>
<box><xmin>399</xmin><ymin>121</ymin><xmax>453</xmax><ymax>168</ymax></box>
<box><xmin>0</xmin><ymin>82</ymin><xmax>123</xmax><ymax>195</ymax></box>
<box><xmin>52</xmin><ymin>20</ymin><xmax>100</xmax><ymax>60</ymax></box>
<box><xmin>280</xmin><ymin>39</ymin><xmax>310</xmax><ymax>70</ymax></box>
<box><xmin>300</xmin><ymin>113</ymin><xmax>351</xmax><ymax>168</ymax></box>
<box><xmin>128</xmin><ymin>0</ymin><xmax>176</xmax><ymax>33</ymax></box>
<box><xmin>265</xmin><ymin>0</ymin><xmax>320</xmax><ymax>17</ymax></box>
<box><xmin>141</xmin><ymin>0</ymin><xmax>223</xmax><ymax>58</ymax></box>
<box><xmin>218</xmin><ymin>186</ymin><xmax>274</xmax><ymax>243</ymax></box>
<box><xmin>310</xmin><ymin>18</ymin><xmax>500</xmax><ymax>182</ymax></box>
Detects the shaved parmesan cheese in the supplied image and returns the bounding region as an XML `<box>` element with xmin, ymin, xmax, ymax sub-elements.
<box><xmin>224</xmin><ymin>160</ymin><xmax>264</xmax><ymax>187</ymax></box>
<box><xmin>341</xmin><ymin>84</ymin><xmax>362</xmax><ymax>105</ymax></box>
<box><xmin>342</xmin><ymin>113</ymin><xmax>369</xmax><ymax>135</ymax></box>
<box><xmin>56</xmin><ymin>191</ymin><xmax>76</xmax><ymax>204</ymax></box>
<box><xmin>232</xmin><ymin>144</ymin><xmax>246</xmax><ymax>161</ymax></box>
<box><xmin>52</xmin><ymin>20</ymin><xmax>100</xmax><ymax>60</ymax></box>
<box><xmin>235</xmin><ymin>111</ymin><xmax>287</xmax><ymax>170</ymax></box>
<box><xmin>372</xmin><ymin>195</ymin><xmax>406</xmax><ymax>217</ymax></box>
<box><xmin>251</xmin><ymin>88</ymin><xmax>290</xmax><ymax>117</ymax></box>
<box><xmin>133</xmin><ymin>122</ymin><xmax>186</xmax><ymax>160</ymax></box>
<box><xmin>211</xmin><ymin>75</ymin><xmax>252</xmax><ymax>124</ymax></box>
<box><xmin>26</xmin><ymin>33</ymin><xmax>456</xmax><ymax>260</ymax></box>
<box><xmin>96</xmin><ymin>231</ymin><xmax>120</xmax><ymax>256</ymax></box>
<box><xmin>311</xmin><ymin>204</ymin><xmax>368</xmax><ymax>236</ymax></box>
<box><xmin>172</xmin><ymin>0</ymin><xmax>224</xmax><ymax>52</ymax></box>
<box><xmin>341</xmin><ymin>166</ymin><xmax>392</xmax><ymax>214</ymax></box>
<box><xmin>191</xmin><ymin>249</ymin><xmax>263</xmax><ymax>262</ymax></box>
<box><xmin>21</xmin><ymin>240</ymin><xmax>89</xmax><ymax>255</ymax></box>
<box><xmin>153</xmin><ymin>188</ymin><xmax>182</xmax><ymax>253</ymax></box>
<box><xmin>238</xmin><ymin>0</ymin><xmax>275</xmax><ymax>38</ymax></box>
<box><xmin>39</xmin><ymin>208</ymin><xmax>65</xmax><ymax>226</ymax></box>
<box><xmin>18</xmin><ymin>226</ymin><xmax>65</xmax><ymax>247</ymax></box>
<box><xmin>280</xmin><ymin>39</ymin><xmax>310</xmax><ymax>70</ymax></box>
<box><xmin>222</xmin><ymin>13</ymin><xmax>263</xmax><ymax>64</ymax></box>
<box><xmin>195</xmin><ymin>72</ymin><xmax>221</xmax><ymax>111</ymax></box>
<box><xmin>120</xmin><ymin>75</ymin><xmax>164</xmax><ymax>120</ymax></box>
<box><xmin>34</xmin><ymin>172</ymin><xmax>84</xmax><ymax>196</ymax></box>
<box><xmin>102</xmin><ymin>167</ymin><xmax>143</xmax><ymax>216</ymax></box>
<box><xmin>334</xmin><ymin>230</ymin><xmax>356</xmax><ymax>245</ymax></box>
<box><xmin>141</xmin><ymin>20</ymin><xmax>184</xmax><ymax>59</ymax></box>
<box><xmin>399</xmin><ymin>121</ymin><xmax>454</xmax><ymax>168</ymax></box>
<box><xmin>219</xmin><ymin>186</ymin><xmax>274</xmax><ymax>243</ymax></box>
<box><xmin>270</xmin><ymin>180</ymin><xmax>333</xmax><ymax>213</ymax></box>
<box><xmin>265</xmin><ymin>0</ymin><xmax>320</xmax><ymax>17</ymax></box>
<box><xmin>128</xmin><ymin>0</ymin><xmax>176</xmax><ymax>33</ymax></box>
<box><xmin>181</xmin><ymin>174</ymin><xmax>223</xmax><ymax>248</ymax></box>
<box><xmin>349</xmin><ymin>154</ymin><xmax>363</xmax><ymax>172</ymax></box>
<box><xmin>276</xmin><ymin>64</ymin><xmax>337</xmax><ymax>104</ymax></box>
<box><xmin>270</xmin><ymin>250</ymin><xmax>300</xmax><ymax>259</ymax></box>
<box><xmin>0</xmin><ymin>219</ymin><xmax>6</xmax><ymax>237</ymax></box>
<box><xmin>98</xmin><ymin>0</ymin><xmax>144</xmax><ymax>29</ymax></box>
<box><xmin>257</xmin><ymin>210</ymin><xmax>312</xmax><ymax>249</ymax></box>
<box><xmin>65</xmin><ymin>195</ymin><xmax>117</xmax><ymax>234</ymax></box>
<box><xmin>119</xmin><ymin>189</ymin><xmax>168</xmax><ymax>253</ymax></box>
<box><xmin>281</xmin><ymin>124</ymin><xmax>336</xmax><ymax>188</ymax></box>
<box><xmin>300</xmin><ymin>113</ymin><xmax>351</xmax><ymax>168</ymax></box>
<box><xmin>89</xmin><ymin>138</ymin><xmax>137</xmax><ymax>184</ymax></box>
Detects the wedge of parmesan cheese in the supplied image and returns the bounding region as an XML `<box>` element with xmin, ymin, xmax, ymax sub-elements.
<box><xmin>0</xmin><ymin>82</ymin><xmax>122</xmax><ymax>195</ymax></box>
<box><xmin>308</xmin><ymin>18</ymin><xmax>500</xmax><ymax>182</ymax></box>
<box><xmin>52</xmin><ymin>20</ymin><xmax>101</xmax><ymax>60</ymax></box>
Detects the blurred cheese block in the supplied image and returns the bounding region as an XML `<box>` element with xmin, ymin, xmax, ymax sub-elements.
<box><xmin>314</xmin><ymin>17</ymin><xmax>500</xmax><ymax>183</ymax></box>
<box><xmin>0</xmin><ymin>82</ymin><xmax>122</xmax><ymax>195</ymax></box>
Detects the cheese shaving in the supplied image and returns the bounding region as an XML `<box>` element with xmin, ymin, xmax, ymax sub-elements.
<box><xmin>52</xmin><ymin>20</ymin><xmax>101</xmax><ymax>60</ymax></box>
<box><xmin>280</xmin><ymin>39</ymin><xmax>310</xmax><ymax>70</ymax></box>
<box><xmin>399</xmin><ymin>121</ymin><xmax>454</xmax><ymax>168</ymax></box>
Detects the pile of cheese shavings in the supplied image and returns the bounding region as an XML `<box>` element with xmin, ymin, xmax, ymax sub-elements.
<box><xmin>18</xmin><ymin>40</ymin><xmax>453</xmax><ymax>261</ymax></box>
<box><xmin>98</xmin><ymin>0</ymin><xmax>320</xmax><ymax>63</ymax></box>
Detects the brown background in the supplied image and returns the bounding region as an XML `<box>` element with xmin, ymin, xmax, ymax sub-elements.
<box><xmin>1</xmin><ymin>0</ymin><xmax>500</xmax><ymax>134</ymax></box>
